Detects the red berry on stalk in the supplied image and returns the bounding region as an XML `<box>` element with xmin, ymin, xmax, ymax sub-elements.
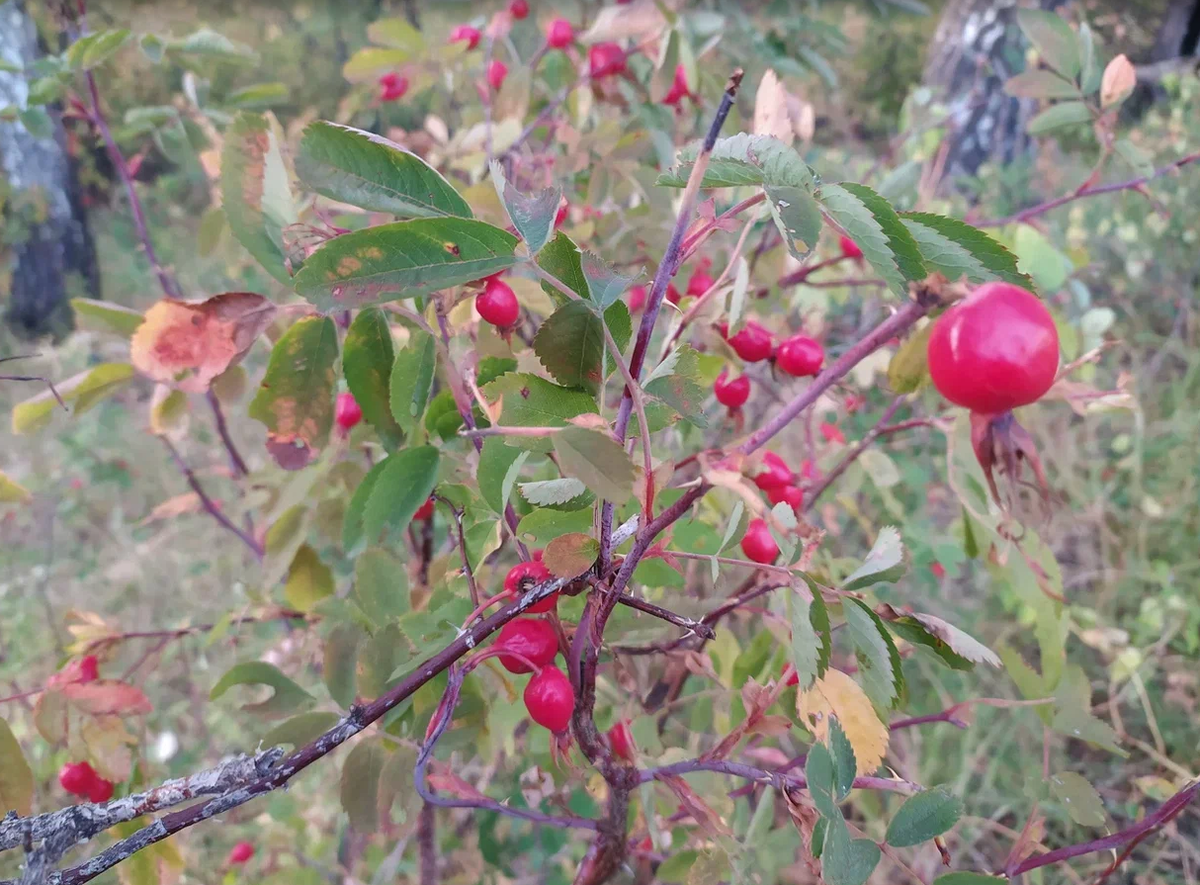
<box><xmin>86</xmin><ymin>776</ymin><xmax>113</xmax><ymax>803</ymax></box>
<box><xmin>523</xmin><ymin>665</ymin><xmax>575</xmax><ymax>732</ymax></box>
<box><xmin>752</xmin><ymin>452</ymin><xmax>793</xmax><ymax>490</ymax></box>
<box><xmin>607</xmin><ymin>719</ymin><xmax>636</xmax><ymax>761</ymax></box>
<box><xmin>820</xmin><ymin>422</ymin><xmax>845</xmax><ymax>445</ymax></box>
<box><xmin>228</xmin><ymin>842</ymin><xmax>255</xmax><ymax>865</ymax></box>
<box><xmin>767</xmin><ymin>484</ymin><xmax>803</xmax><ymax>512</ymax></box>
<box><xmin>663</xmin><ymin>64</ymin><xmax>692</xmax><ymax>106</ymax></box>
<box><xmin>504</xmin><ymin>559</ymin><xmax>557</xmax><ymax>612</ymax></box>
<box><xmin>588</xmin><ymin>42</ymin><xmax>627</xmax><ymax>78</ymax></box>
<box><xmin>476</xmin><ymin>277</ymin><xmax>520</xmax><ymax>327</ymax></box>
<box><xmin>378</xmin><ymin>72</ymin><xmax>408</xmax><ymax>102</ymax></box>
<box><xmin>713</xmin><ymin>369</ymin><xmax>750</xmax><ymax>409</ymax></box>
<box><xmin>546</xmin><ymin>18</ymin><xmax>574</xmax><ymax>48</ymax></box>
<box><xmin>686</xmin><ymin>268</ymin><xmax>713</xmax><ymax>298</ymax></box>
<box><xmin>627</xmin><ymin>285</ymin><xmax>646</xmax><ymax>313</ymax></box>
<box><xmin>449</xmin><ymin>24</ymin><xmax>482</xmax><ymax>50</ymax></box>
<box><xmin>495</xmin><ymin>619</ymin><xmax>559</xmax><ymax>674</ymax></box>
<box><xmin>509</xmin><ymin>0</ymin><xmax>530</xmax><ymax>19</ymax></box>
<box><xmin>839</xmin><ymin>234</ymin><xmax>863</xmax><ymax>261</ymax></box>
<box><xmin>59</xmin><ymin>761</ymin><xmax>98</xmax><ymax>796</ymax></box>
<box><xmin>335</xmin><ymin>392</ymin><xmax>362</xmax><ymax>431</ymax></box>
<box><xmin>414</xmin><ymin>497</ymin><xmax>435</xmax><ymax>521</ymax></box>
<box><xmin>486</xmin><ymin>59</ymin><xmax>508</xmax><ymax>91</ymax></box>
<box><xmin>776</xmin><ymin>334</ymin><xmax>824</xmax><ymax>377</ymax></box>
<box><xmin>726</xmin><ymin>321</ymin><xmax>774</xmax><ymax>363</ymax></box>
<box><xmin>927</xmin><ymin>282</ymin><xmax>1059</xmax><ymax>414</ymax></box>
<box><xmin>741</xmin><ymin>518</ymin><xmax>780</xmax><ymax>564</ymax></box>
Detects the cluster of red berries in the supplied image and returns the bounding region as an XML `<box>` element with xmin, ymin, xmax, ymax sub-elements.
<box><xmin>736</xmin><ymin>451</ymin><xmax>819</xmax><ymax>565</ymax></box>
<box><xmin>713</xmin><ymin>318</ymin><xmax>825</xmax><ymax>412</ymax></box>
<box><xmin>59</xmin><ymin>760</ymin><xmax>114</xmax><ymax>803</ymax></box>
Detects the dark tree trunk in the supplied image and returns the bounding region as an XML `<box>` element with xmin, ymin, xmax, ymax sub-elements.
<box><xmin>0</xmin><ymin>0</ymin><xmax>98</xmax><ymax>341</ymax></box>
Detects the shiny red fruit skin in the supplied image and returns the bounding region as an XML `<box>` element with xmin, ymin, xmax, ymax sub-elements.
<box><xmin>752</xmin><ymin>452</ymin><xmax>793</xmax><ymax>490</ymax></box>
<box><xmin>509</xmin><ymin>0</ymin><xmax>529</xmax><ymax>19</ymax></box>
<box><xmin>839</xmin><ymin>234</ymin><xmax>863</xmax><ymax>260</ymax></box>
<box><xmin>589</xmin><ymin>42</ymin><xmax>627</xmax><ymax>78</ymax></box>
<box><xmin>524</xmin><ymin>665</ymin><xmax>575</xmax><ymax>732</ymax></box>
<box><xmin>727</xmin><ymin>321</ymin><xmax>773</xmax><ymax>362</ymax></box>
<box><xmin>546</xmin><ymin>18</ymin><xmax>574</xmax><ymax>48</ymax></box>
<box><xmin>378</xmin><ymin>73</ymin><xmax>408</xmax><ymax>102</ymax></box>
<box><xmin>663</xmin><ymin>64</ymin><xmax>691</xmax><ymax>105</ymax></box>
<box><xmin>505</xmin><ymin>560</ymin><xmax>557</xmax><ymax>612</ymax></box>
<box><xmin>450</xmin><ymin>25</ymin><xmax>481</xmax><ymax>50</ymax></box>
<box><xmin>78</xmin><ymin>654</ymin><xmax>99</xmax><ymax>682</ymax></box>
<box><xmin>476</xmin><ymin>277</ymin><xmax>520</xmax><ymax>327</ymax></box>
<box><xmin>714</xmin><ymin>369</ymin><xmax>750</xmax><ymax>408</ymax></box>
<box><xmin>767</xmin><ymin>484</ymin><xmax>803</xmax><ymax>512</ymax></box>
<box><xmin>627</xmin><ymin>285</ymin><xmax>646</xmax><ymax>313</ymax></box>
<box><xmin>496</xmin><ymin>619</ymin><xmax>559</xmax><ymax>673</ymax></box>
<box><xmin>607</xmin><ymin>719</ymin><xmax>635</xmax><ymax>761</ymax></box>
<box><xmin>776</xmin><ymin>335</ymin><xmax>824</xmax><ymax>377</ymax></box>
<box><xmin>229</xmin><ymin>842</ymin><xmax>255</xmax><ymax>865</ymax></box>
<box><xmin>86</xmin><ymin>777</ymin><xmax>113</xmax><ymax>803</ymax></box>
<box><xmin>486</xmin><ymin>60</ymin><xmax>508</xmax><ymax>90</ymax></box>
<box><xmin>927</xmin><ymin>282</ymin><xmax>1059</xmax><ymax>413</ymax></box>
<box><xmin>59</xmin><ymin>761</ymin><xmax>98</xmax><ymax>796</ymax></box>
<box><xmin>687</xmin><ymin>269</ymin><xmax>713</xmax><ymax>298</ymax></box>
<box><xmin>335</xmin><ymin>392</ymin><xmax>363</xmax><ymax>430</ymax></box>
<box><xmin>414</xmin><ymin>497</ymin><xmax>435</xmax><ymax>521</ymax></box>
<box><xmin>741</xmin><ymin>518</ymin><xmax>780</xmax><ymax>564</ymax></box>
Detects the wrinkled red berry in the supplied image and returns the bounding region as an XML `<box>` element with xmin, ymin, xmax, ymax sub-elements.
<box><xmin>589</xmin><ymin>42</ymin><xmax>627</xmax><ymax>78</ymax></box>
<box><xmin>627</xmin><ymin>285</ymin><xmax>646</xmax><ymax>313</ymax></box>
<box><xmin>741</xmin><ymin>518</ymin><xmax>780</xmax><ymax>564</ymax></box>
<box><xmin>752</xmin><ymin>452</ymin><xmax>793</xmax><ymax>490</ymax></box>
<box><xmin>767</xmin><ymin>484</ymin><xmax>804</xmax><ymax>512</ymax></box>
<box><xmin>726</xmin><ymin>321</ymin><xmax>774</xmax><ymax>362</ymax></box>
<box><xmin>450</xmin><ymin>24</ymin><xmax>482</xmax><ymax>50</ymax></box>
<box><xmin>486</xmin><ymin>59</ymin><xmax>508</xmax><ymax>91</ymax></box>
<box><xmin>509</xmin><ymin>0</ymin><xmax>530</xmax><ymax>19</ymax></box>
<box><xmin>228</xmin><ymin>842</ymin><xmax>255</xmax><ymax>865</ymax></box>
<box><xmin>523</xmin><ymin>665</ymin><xmax>575</xmax><ymax>732</ymax></box>
<box><xmin>776</xmin><ymin>334</ymin><xmax>824</xmax><ymax>377</ymax></box>
<box><xmin>546</xmin><ymin>18</ymin><xmax>574</xmax><ymax>48</ymax></box>
<box><xmin>378</xmin><ymin>72</ymin><xmax>408</xmax><ymax>102</ymax></box>
<box><xmin>505</xmin><ymin>560</ymin><xmax>557</xmax><ymax>612</ymax></box>
<box><xmin>476</xmin><ymin>277</ymin><xmax>520</xmax><ymax>327</ymax></box>
<box><xmin>714</xmin><ymin>369</ymin><xmax>750</xmax><ymax>408</ymax></box>
<box><xmin>59</xmin><ymin>761</ymin><xmax>98</xmax><ymax>796</ymax></box>
<box><xmin>335</xmin><ymin>392</ymin><xmax>363</xmax><ymax>431</ymax></box>
<box><xmin>927</xmin><ymin>282</ymin><xmax>1060</xmax><ymax>414</ymax></box>
<box><xmin>607</xmin><ymin>719</ymin><xmax>636</xmax><ymax>761</ymax></box>
<box><xmin>496</xmin><ymin>619</ymin><xmax>559</xmax><ymax>674</ymax></box>
<box><xmin>839</xmin><ymin>234</ymin><xmax>863</xmax><ymax>261</ymax></box>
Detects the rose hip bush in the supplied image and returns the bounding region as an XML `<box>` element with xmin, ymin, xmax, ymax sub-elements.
<box><xmin>1</xmin><ymin>5</ymin><xmax>1197</xmax><ymax>885</ymax></box>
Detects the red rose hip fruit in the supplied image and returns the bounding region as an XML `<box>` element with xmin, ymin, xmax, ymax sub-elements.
<box><xmin>86</xmin><ymin>777</ymin><xmax>113</xmax><ymax>803</ymax></box>
<box><xmin>927</xmin><ymin>282</ymin><xmax>1059</xmax><ymax>414</ymax></box>
<box><xmin>752</xmin><ymin>452</ymin><xmax>793</xmax><ymax>490</ymax></box>
<box><xmin>413</xmin><ymin>497</ymin><xmax>435</xmax><ymax>521</ymax></box>
<box><xmin>663</xmin><ymin>64</ymin><xmax>692</xmax><ymax>106</ymax></box>
<box><xmin>228</xmin><ymin>842</ymin><xmax>255</xmax><ymax>865</ymax></box>
<box><xmin>726</xmin><ymin>321</ymin><xmax>774</xmax><ymax>362</ymax></box>
<box><xmin>449</xmin><ymin>24</ymin><xmax>481</xmax><ymax>50</ymax></box>
<box><xmin>546</xmin><ymin>18</ymin><xmax>574</xmax><ymax>48</ymax></box>
<box><xmin>686</xmin><ymin>268</ymin><xmax>713</xmax><ymax>298</ymax></box>
<box><xmin>741</xmin><ymin>518</ymin><xmax>780</xmax><ymax>564</ymax></box>
<box><xmin>776</xmin><ymin>334</ymin><xmax>824</xmax><ymax>377</ymax></box>
<box><xmin>59</xmin><ymin>761</ymin><xmax>98</xmax><ymax>796</ymax></box>
<box><xmin>486</xmin><ymin>59</ymin><xmax>508</xmax><ymax>91</ymax></box>
<box><xmin>626</xmin><ymin>285</ymin><xmax>646</xmax><ymax>313</ymax></box>
<box><xmin>509</xmin><ymin>0</ymin><xmax>529</xmax><ymax>19</ymax></box>
<box><xmin>589</xmin><ymin>42</ymin><xmax>627</xmax><ymax>78</ymax></box>
<box><xmin>714</xmin><ymin>369</ymin><xmax>750</xmax><ymax>408</ymax></box>
<box><xmin>607</xmin><ymin>719</ymin><xmax>636</xmax><ymax>761</ymax></box>
<box><xmin>767</xmin><ymin>484</ymin><xmax>804</xmax><ymax>512</ymax></box>
<box><xmin>335</xmin><ymin>392</ymin><xmax>362</xmax><ymax>431</ymax></box>
<box><xmin>504</xmin><ymin>559</ymin><xmax>557</xmax><ymax>612</ymax></box>
<box><xmin>496</xmin><ymin>619</ymin><xmax>559</xmax><ymax>674</ymax></box>
<box><xmin>378</xmin><ymin>72</ymin><xmax>408</xmax><ymax>102</ymax></box>
<box><xmin>839</xmin><ymin>234</ymin><xmax>863</xmax><ymax>260</ymax></box>
<box><xmin>476</xmin><ymin>277</ymin><xmax>520</xmax><ymax>327</ymax></box>
<box><xmin>78</xmin><ymin>654</ymin><xmax>99</xmax><ymax>682</ymax></box>
<box><xmin>523</xmin><ymin>665</ymin><xmax>575</xmax><ymax>732</ymax></box>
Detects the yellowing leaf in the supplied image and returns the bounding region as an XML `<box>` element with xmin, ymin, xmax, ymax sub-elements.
<box><xmin>149</xmin><ymin>385</ymin><xmax>189</xmax><ymax>439</ymax></box>
<box><xmin>131</xmin><ymin>293</ymin><xmax>276</xmax><ymax>393</ymax></box>
<box><xmin>285</xmin><ymin>544</ymin><xmax>335</xmax><ymax>611</ymax></box>
<box><xmin>11</xmin><ymin>363</ymin><xmax>134</xmax><ymax>435</ymax></box>
<box><xmin>797</xmin><ymin>670</ymin><xmax>889</xmax><ymax>777</ymax></box>
<box><xmin>0</xmin><ymin>471</ymin><xmax>32</xmax><ymax>504</ymax></box>
<box><xmin>81</xmin><ymin>715</ymin><xmax>137</xmax><ymax>782</ymax></box>
<box><xmin>138</xmin><ymin>492</ymin><xmax>204</xmax><ymax>526</ymax></box>
<box><xmin>0</xmin><ymin>718</ymin><xmax>34</xmax><ymax>816</ymax></box>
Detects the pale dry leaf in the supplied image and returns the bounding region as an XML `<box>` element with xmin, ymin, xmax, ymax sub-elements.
<box><xmin>788</xmin><ymin>94</ymin><xmax>816</xmax><ymax>142</ymax></box>
<box><xmin>139</xmin><ymin>492</ymin><xmax>205</xmax><ymax>526</ymax></box>
<box><xmin>797</xmin><ymin>669</ymin><xmax>889</xmax><ymax>777</ymax></box>
<box><xmin>1100</xmin><ymin>54</ymin><xmax>1136</xmax><ymax>108</ymax></box>
<box><xmin>579</xmin><ymin>1</ymin><xmax>667</xmax><ymax>45</ymax></box>
<box><xmin>910</xmin><ymin>613</ymin><xmax>1002</xmax><ymax>667</ymax></box>
<box><xmin>754</xmin><ymin>70</ymin><xmax>793</xmax><ymax>145</ymax></box>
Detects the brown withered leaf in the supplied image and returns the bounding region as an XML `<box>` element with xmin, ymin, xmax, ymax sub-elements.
<box><xmin>1101</xmin><ymin>54</ymin><xmax>1136</xmax><ymax>108</ymax></box>
<box><xmin>62</xmin><ymin>681</ymin><xmax>154</xmax><ymax>716</ymax></box>
<box><xmin>543</xmin><ymin>532</ymin><xmax>600</xmax><ymax>579</ymax></box>
<box><xmin>131</xmin><ymin>292</ymin><xmax>276</xmax><ymax>392</ymax></box>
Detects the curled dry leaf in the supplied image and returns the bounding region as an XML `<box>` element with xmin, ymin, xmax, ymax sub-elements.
<box><xmin>139</xmin><ymin>492</ymin><xmax>205</xmax><ymax>526</ymax></box>
<box><xmin>62</xmin><ymin>680</ymin><xmax>154</xmax><ymax>716</ymax></box>
<box><xmin>1100</xmin><ymin>54</ymin><xmax>1136</xmax><ymax>108</ymax></box>
<box><xmin>753</xmin><ymin>70</ymin><xmax>793</xmax><ymax>146</ymax></box>
<box><xmin>796</xmin><ymin>669</ymin><xmax>889</xmax><ymax>777</ymax></box>
<box><xmin>131</xmin><ymin>292</ymin><xmax>277</xmax><ymax>392</ymax></box>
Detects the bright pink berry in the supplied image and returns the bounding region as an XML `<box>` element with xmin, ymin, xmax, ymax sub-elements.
<box><xmin>753</xmin><ymin>452</ymin><xmax>793</xmax><ymax>490</ymax></box>
<box><xmin>523</xmin><ymin>665</ymin><xmax>575</xmax><ymax>732</ymax></box>
<box><xmin>726</xmin><ymin>321</ymin><xmax>774</xmax><ymax>363</ymax></box>
<box><xmin>714</xmin><ymin>369</ymin><xmax>750</xmax><ymax>408</ymax></box>
<box><xmin>59</xmin><ymin>761</ymin><xmax>98</xmax><ymax>796</ymax></box>
<box><xmin>486</xmin><ymin>59</ymin><xmax>508</xmax><ymax>91</ymax></box>
<box><xmin>608</xmin><ymin>720</ymin><xmax>635</xmax><ymax>761</ymax></box>
<box><xmin>78</xmin><ymin>655</ymin><xmax>99</xmax><ymax>682</ymax></box>
<box><xmin>505</xmin><ymin>560</ymin><xmax>557</xmax><ymax>613</ymax></box>
<box><xmin>776</xmin><ymin>334</ymin><xmax>824</xmax><ymax>377</ymax></box>
<box><xmin>686</xmin><ymin>268</ymin><xmax>713</xmax><ymax>298</ymax></box>
<box><xmin>335</xmin><ymin>392</ymin><xmax>363</xmax><ymax>431</ymax></box>
<box><xmin>476</xmin><ymin>277</ymin><xmax>520</xmax><ymax>327</ymax></box>
<box><xmin>930</xmin><ymin>561</ymin><xmax>947</xmax><ymax>579</ymax></box>
<box><xmin>663</xmin><ymin>64</ymin><xmax>692</xmax><ymax>106</ymax></box>
<box><xmin>767</xmin><ymin>484</ymin><xmax>804</xmax><ymax>513</ymax></box>
<box><xmin>449</xmin><ymin>24</ymin><xmax>482</xmax><ymax>50</ymax></box>
<box><xmin>496</xmin><ymin>619</ymin><xmax>559</xmax><ymax>674</ymax></box>
<box><xmin>378</xmin><ymin>72</ymin><xmax>408</xmax><ymax>102</ymax></box>
<box><xmin>627</xmin><ymin>285</ymin><xmax>646</xmax><ymax>313</ymax></box>
<box><xmin>665</xmin><ymin>283</ymin><xmax>682</xmax><ymax>305</ymax></box>
<box><xmin>228</xmin><ymin>842</ymin><xmax>255</xmax><ymax>865</ymax></box>
<box><xmin>839</xmin><ymin>234</ymin><xmax>863</xmax><ymax>260</ymax></box>
<box><xmin>741</xmin><ymin>518</ymin><xmax>780</xmax><ymax>564</ymax></box>
<box><xmin>86</xmin><ymin>776</ymin><xmax>113</xmax><ymax>803</ymax></box>
<box><xmin>546</xmin><ymin>18</ymin><xmax>574</xmax><ymax>49</ymax></box>
<box><xmin>589</xmin><ymin>42</ymin><xmax>627</xmax><ymax>78</ymax></box>
<box><xmin>821</xmin><ymin>422</ymin><xmax>846</xmax><ymax>445</ymax></box>
<box><xmin>414</xmin><ymin>497</ymin><xmax>435</xmax><ymax>521</ymax></box>
<box><xmin>509</xmin><ymin>0</ymin><xmax>530</xmax><ymax>19</ymax></box>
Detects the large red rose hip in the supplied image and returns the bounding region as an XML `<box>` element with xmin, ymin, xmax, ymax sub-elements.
<box><xmin>495</xmin><ymin>619</ymin><xmax>559</xmax><ymax>674</ymax></box>
<box><xmin>741</xmin><ymin>518</ymin><xmax>780</xmax><ymax>564</ymax></box>
<box><xmin>726</xmin><ymin>321</ymin><xmax>774</xmax><ymax>363</ymax></box>
<box><xmin>504</xmin><ymin>559</ymin><xmax>557</xmax><ymax>612</ymax></box>
<box><xmin>523</xmin><ymin>665</ymin><xmax>575</xmax><ymax>732</ymax></box>
<box><xmin>776</xmin><ymin>334</ymin><xmax>824</xmax><ymax>377</ymax></box>
<box><xmin>927</xmin><ymin>282</ymin><xmax>1059</xmax><ymax>414</ymax></box>
<box><xmin>713</xmin><ymin>369</ymin><xmax>750</xmax><ymax>408</ymax></box>
<box><xmin>752</xmin><ymin>452</ymin><xmax>793</xmax><ymax>490</ymax></box>
<box><xmin>588</xmin><ymin>42</ymin><xmax>627</xmax><ymax>78</ymax></box>
<box><xmin>476</xmin><ymin>277</ymin><xmax>520</xmax><ymax>327</ymax></box>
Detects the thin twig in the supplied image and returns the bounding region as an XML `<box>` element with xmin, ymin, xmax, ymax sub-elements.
<box><xmin>614</xmin><ymin>594</ymin><xmax>716</xmax><ymax>639</ymax></box>
<box><xmin>640</xmin><ymin>758</ymin><xmax>921</xmax><ymax>796</ymax></box>
<box><xmin>804</xmin><ymin>395</ymin><xmax>909</xmax><ymax>509</ymax></box>
<box><xmin>206</xmin><ymin>390</ymin><xmax>248</xmax><ymax>478</ymax></box>
<box><xmin>160</xmin><ymin>438</ymin><xmax>263</xmax><ymax>560</ymax></box>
